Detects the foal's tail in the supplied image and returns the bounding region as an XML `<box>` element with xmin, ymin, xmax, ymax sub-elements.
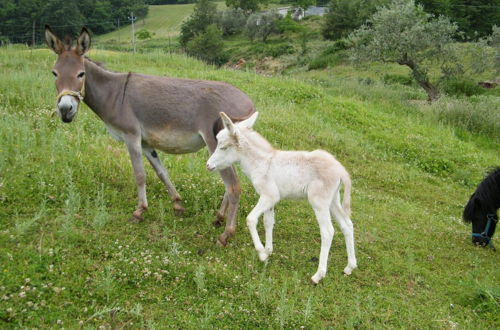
<box><xmin>340</xmin><ymin>172</ymin><xmax>352</xmax><ymax>217</ymax></box>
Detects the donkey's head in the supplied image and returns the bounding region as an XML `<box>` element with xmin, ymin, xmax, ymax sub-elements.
<box><xmin>45</xmin><ymin>25</ymin><xmax>91</xmax><ymax>123</ymax></box>
<box><xmin>464</xmin><ymin>195</ymin><xmax>498</xmax><ymax>249</ymax></box>
<box><xmin>206</xmin><ymin>112</ymin><xmax>259</xmax><ymax>172</ymax></box>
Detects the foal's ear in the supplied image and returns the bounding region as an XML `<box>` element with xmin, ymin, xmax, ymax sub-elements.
<box><xmin>237</xmin><ymin>112</ymin><xmax>259</xmax><ymax>129</ymax></box>
<box><xmin>45</xmin><ymin>25</ymin><xmax>64</xmax><ymax>54</ymax></box>
<box><xmin>76</xmin><ymin>27</ymin><xmax>91</xmax><ymax>55</ymax></box>
<box><xmin>220</xmin><ymin>112</ymin><xmax>238</xmax><ymax>136</ymax></box>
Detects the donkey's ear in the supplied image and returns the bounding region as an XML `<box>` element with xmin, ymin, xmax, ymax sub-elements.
<box><xmin>76</xmin><ymin>27</ymin><xmax>91</xmax><ymax>55</ymax></box>
<box><xmin>220</xmin><ymin>112</ymin><xmax>238</xmax><ymax>136</ymax></box>
<box><xmin>45</xmin><ymin>25</ymin><xmax>64</xmax><ymax>54</ymax></box>
<box><xmin>237</xmin><ymin>112</ymin><xmax>259</xmax><ymax>129</ymax></box>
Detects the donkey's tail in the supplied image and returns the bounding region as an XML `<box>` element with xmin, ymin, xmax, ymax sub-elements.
<box><xmin>340</xmin><ymin>172</ymin><xmax>352</xmax><ymax>217</ymax></box>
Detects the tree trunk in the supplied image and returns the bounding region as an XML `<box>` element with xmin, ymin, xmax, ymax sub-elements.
<box><xmin>398</xmin><ymin>55</ymin><xmax>440</xmax><ymax>102</ymax></box>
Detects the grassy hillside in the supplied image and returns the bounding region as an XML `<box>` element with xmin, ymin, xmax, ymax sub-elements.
<box><xmin>95</xmin><ymin>4</ymin><xmax>194</xmax><ymax>43</ymax></box>
<box><xmin>0</xmin><ymin>45</ymin><xmax>499</xmax><ymax>328</ymax></box>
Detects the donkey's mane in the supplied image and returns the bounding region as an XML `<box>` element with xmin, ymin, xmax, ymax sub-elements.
<box><xmin>84</xmin><ymin>56</ymin><xmax>107</xmax><ymax>69</ymax></box>
<box><xmin>463</xmin><ymin>167</ymin><xmax>500</xmax><ymax>223</ymax></box>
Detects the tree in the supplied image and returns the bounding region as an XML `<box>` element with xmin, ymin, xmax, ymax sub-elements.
<box><xmin>349</xmin><ymin>0</ymin><xmax>459</xmax><ymax>101</ymax></box>
<box><xmin>322</xmin><ymin>0</ymin><xmax>388</xmax><ymax>41</ymax></box>
<box><xmin>179</xmin><ymin>0</ymin><xmax>218</xmax><ymax>46</ymax></box>
<box><xmin>186</xmin><ymin>24</ymin><xmax>226</xmax><ymax>65</ymax></box>
<box><xmin>448</xmin><ymin>0</ymin><xmax>500</xmax><ymax>39</ymax></box>
<box><xmin>218</xmin><ymin>8</ymin><xmax>247</xmax><ymax>36</ymax></box>
<box><xmin>245</xmin><ymin>10</ymin><xmax>281</xmax><ymax>42</ymax></box>
<box><xmin>225</xmin><ymin>0</ymin><xmax>267</xmax><ymax>13</ymax></box>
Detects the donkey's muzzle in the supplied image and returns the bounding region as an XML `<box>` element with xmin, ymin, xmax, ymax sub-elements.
<box><xmin>59</xmin><ymin>104</ymin><xmax>74</xmax><ymax>123</ymax></box>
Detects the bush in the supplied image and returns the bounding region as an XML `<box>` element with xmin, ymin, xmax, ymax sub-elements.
<box><xmin>186</xmin><ymin>24</ymin><xmax>227</xmax><ymax>66</ymax></box>
<box><xmin>135</xmin><ymin>29</ymin><xmax>155</xmax><ymax>40</ymax></box>
<box><xmin>245</xmin><ymin>10</ymin><xmax>282</xmax><ymax>42</ymax></box>
<box><xmin>383</xmin><ymin>74</ymin><xmax>414</xmax><ymax>86</ymax></box>
<box><xmin>218</xmin><ymin>8</ymin><xmax>247</xmax><ymax>36</ymax></box>
<box><xmin>179</xmin><ymin>0</ymin><xmax>218</xmax><ymax>46</ymax></box>
<box><xmin>440</xmin><ymin>78</ymin><xmax>485</xmax><ymax>97</ymax></box>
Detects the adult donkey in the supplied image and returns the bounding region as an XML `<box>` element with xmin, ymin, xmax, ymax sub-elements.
<box><xmin>45</xmin><ymin>26</ymin><xmax>255</xmax><ymax>245</ymax></box>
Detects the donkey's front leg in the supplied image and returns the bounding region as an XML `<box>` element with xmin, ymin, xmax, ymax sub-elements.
<box><xmin>247</xmin><ymin>196</ymin><xmax>276</xmax><ymax>261</ymax></box>
<box><xmin>143</xmin><ymin>146</ymin><xmax>184</xmax><ymax>216</ymax></box>
<box><xmin>124</xmin><ymin>134</ymin><xmax>148</xmax><ymax>223</ymax></box>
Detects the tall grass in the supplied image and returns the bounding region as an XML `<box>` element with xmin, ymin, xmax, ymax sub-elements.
<box><xmin>0</xmin><ymin>45</ymin><xmax>499</xmax><ymax>327</ymax></box>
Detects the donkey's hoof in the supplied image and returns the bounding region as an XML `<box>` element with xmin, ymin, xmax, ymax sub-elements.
<box><xmin>173</xmin><ymin>204</ymin><xmax>185</xmax><ymax>217</ymax></box>
<box><xmin>212</xmin><ymin>218</ymin><xmax>223</xmax><ymax>228</ymax></box>
<box><xmin>258</xmin><ymin>250</ymin><xmax>269</xmax><ymax>262</ymax></box>
<box><xmin>310</xmin><ymin>276</ymin><xmax>320</xmax><ymax>285</ymax></box>
<box><xmin>216</xmin><ymin>238</ymin><xmax>227</xmax><ymax>247</ymax></box>
<box><xmin>129</xmin><ymin>214</ymin><xmax>144</xmax><ymax>224</ymax></box>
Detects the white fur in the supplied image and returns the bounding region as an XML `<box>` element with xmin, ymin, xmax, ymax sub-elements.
<box><xmin>207</xmin><ymin>112</ymin><xmax>357</xmax><ymax>284</ymax></box>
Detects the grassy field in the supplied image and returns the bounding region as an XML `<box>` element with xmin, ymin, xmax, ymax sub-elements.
<box><xmin>0</xmin><ymin>45</ymin><xmax>499</xmax><ymax>328</ymax></box>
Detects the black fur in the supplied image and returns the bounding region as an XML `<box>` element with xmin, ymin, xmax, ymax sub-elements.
<box><xmin>463</xmin><ymin>167</ymin><xmax>500</xmax><ymax>247</ymax></box>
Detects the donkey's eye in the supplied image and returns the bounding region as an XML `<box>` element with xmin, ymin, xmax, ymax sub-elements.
<box><xmin>77</xmin><ymin>72</ymin><xmax>85</xmax><ymax>78</ymax></box>
<box><xmin>220</xmin><ymin>145</ymin><xmax>229</xmax><ymax>150</ymax></box>
<box><xmin>52</xmin><ymin>70</ymin><xmax>58</xmax><ymax>77</ymax></box>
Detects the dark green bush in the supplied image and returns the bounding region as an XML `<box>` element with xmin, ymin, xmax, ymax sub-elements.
<box><xmin>440</xmin><ymin>78</ymin><xmax>484</xmax><ymax>97</ymax></box>
<box><xmin>383</xmin><ymin>74</ymin><xmax>414</xmax><ymax>86</ymax></box>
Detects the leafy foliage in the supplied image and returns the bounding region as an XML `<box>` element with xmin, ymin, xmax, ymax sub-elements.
<box><xmin>0</xmin><ymin>0</ymin><xmax>148</xmax><ymax>43</ymax></box>
<box><xmin>218</xmin><ymin>8</ymin><xmax>247</xmax><ymax>36</ymax></box>
<box><xmin>322</xmin><ymin>0</ymin><xmax>388</xmax><ymax>40</ymax></box>
<box><xmin>245</xmin><ymin>10</ymin><xmax>281</xmax><ymax>42</ymax></box>
<box><xmin>186</xmin><ymin>24</ymin><xmax>226</xmax><ymax>65</ymax></box>
<box><xmin>417</xmin><ymin>0</ymin><xmax>500</xmax><ymax>39</ymax></box>
<box><xmin>135</xmin><ymin>29</ymin><xmax>155</xmax><ymax>40</ymax></box>
<box><xmin>225</xmin><ymin>0</ymin><xmax>267</xmax><ymax>13</ymax></box>
<box><xmin>179</xmin><ymin>0</ymin><xmax>218</xmax><ymax>46</ymax></box>
<box><xmin>349</xmin><ymin>0</ymin><xmax>459</xmax><ymax>100</ymax></box>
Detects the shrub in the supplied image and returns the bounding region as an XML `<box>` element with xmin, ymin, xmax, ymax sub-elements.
<box><xmin>135</xmin><ymin>29</ymin><xmax>155</xmax><ymax>40</ymax></box>
<box><xmin>440</xmin><ymin>78</ymin><xmax>484</xmax><ymax>97</ymax></box>
<box><xmin>186</xmin><ymin>24</ymin><xmax>227</xmax><ymax>66</ymax></box>
<box><xmin>179</xmin><ymin>0</ymin><xmax>218</xmax><ymax>46</ymax></box>
<box><xmin>218</xmin><ymin>8</ymin><xmax>247</xmax><ymax>36</ymax></box>
<box><xmin>245</xmin><ymin>10</ymin><xmax>282</xmax><ymax>42</ymax></box>
<box><xmin>383</xmin><ymin>74</ymin><xmax>414</xmax><ymax>86</ymax></box>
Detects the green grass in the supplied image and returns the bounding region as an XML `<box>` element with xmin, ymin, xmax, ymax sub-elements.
<box><xmin>95</xmin><ymin>4</ymin><xmax>195</xmax><ymax>43</ymax></box>
<box><xmin>0</xmin><ymin>45</ymin><xmax>499</xmax><ymax>328</ymax></box>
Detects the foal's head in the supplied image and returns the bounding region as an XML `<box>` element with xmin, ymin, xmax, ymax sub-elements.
<box><xmin>206</xmin><ymin>112</ymin><xmax>259</xmax><ymax>172</ymax></box>
<box><xmin>45</xmin><ymin>25</ymin><xmax>91</xmax><ymax>123</ymax></box>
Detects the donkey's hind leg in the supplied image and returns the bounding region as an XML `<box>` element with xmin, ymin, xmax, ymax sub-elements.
<box><xmin>330</xmin><ymin>187</ymin><xmax>357</xmax><ymax>275</ymax></box>
<box><xmin>143</xmin><ymin>146</ymin><xmax>184</xmax><ymax>216</ymax></box>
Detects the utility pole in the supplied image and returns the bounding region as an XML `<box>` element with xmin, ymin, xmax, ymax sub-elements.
<box><xmin>128</xmin><ymin>12</ymin><xmax>137</xmax><ymax>54</ymax></box>
<box><xmin>31</xmin><ymin>20</ymin><xmax>36</xmax><ymax>54</ymax></box>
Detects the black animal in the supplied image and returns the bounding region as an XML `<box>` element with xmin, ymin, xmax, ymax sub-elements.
<box><xmin>463</xmin><ymin>167</ymin><xmax>500</xmax><ymax>249</ymax></box>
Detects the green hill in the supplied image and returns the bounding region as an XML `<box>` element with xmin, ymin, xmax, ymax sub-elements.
<box><xmin>0</xmin><ymin>46</ymin><xmax>498</xmax><ymax>327</ymax></box>
<box><xmin>95</xmin><ymin>4</ymin><xmax>195</xmax><ymax>44</ymax></box>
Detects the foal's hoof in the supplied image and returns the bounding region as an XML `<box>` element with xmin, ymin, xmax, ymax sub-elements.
<box><xmin>129</xmin><ymin>214</ymin><xmax>144</xmax><ymax>224</ymax></box>
<box><xmin>173</xmin><ymin>204</ymin><xmax>185</xmax><ymax>217</ymax></box>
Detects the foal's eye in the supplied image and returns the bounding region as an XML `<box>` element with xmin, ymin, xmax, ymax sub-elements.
<box><xmin>52</xmin><ymin>70</ymin><xmax>58</xmax><ymax>77</ymax></box>
<box><xmin>77</xmin><ymin>72</ymin><xmax>85</xmax><ymax>78</ymax></box>
<box><xmin>220</xmin><ymin>146</ymin><xmax>229</xmax><ymax>150</ymax></box>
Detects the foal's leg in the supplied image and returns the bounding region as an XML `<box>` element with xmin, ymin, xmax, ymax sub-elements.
<box><xmin>142</xmin><ymin>146</ymin><xmax>184</xmax><ymax>216</ymax></box>
<box><xmin>124</xmin><ymin>134</ymin><xmax>148</xmax><ymax>223</ymax></box>
<box><xmin>263</xmin><ymin>208</ymin><xmax>275</xmax><ymax>257</ymax></box>
<box><xmin>330</xmin><ymin>191</ymin><xmax>357</xmax><ymax>275</ymax></box>
<box><xmin>247</xmin><ymin>196</ymin><xmax>276</xmax><ymax>261</ymax></box>
<box><xmin>201</xmin><ymin>130</ymin><xmax>241</xmax><ymax>245</ymax></box>
<box><xmin>311</xmin><ymin>205</ymin><xmax>334</xmax><ymax>284</ymax></box>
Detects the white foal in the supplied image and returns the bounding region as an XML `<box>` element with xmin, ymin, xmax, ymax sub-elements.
<box><xmin>206</xmin><ymin>112</ymin><xmax>357</xmax><ymax>284</ymax></box>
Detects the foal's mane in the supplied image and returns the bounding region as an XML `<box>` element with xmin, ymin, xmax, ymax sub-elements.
<box><xmin>242</xmin><ymin>128</ymin><xmax>275</xmax><ymax>153</ymax></box>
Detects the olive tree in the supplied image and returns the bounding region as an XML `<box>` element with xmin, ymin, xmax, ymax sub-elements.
<box><xmin>349</xmin><ymin>0</ymin><xmax>458</xmax><ymax>101</ymax></box>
